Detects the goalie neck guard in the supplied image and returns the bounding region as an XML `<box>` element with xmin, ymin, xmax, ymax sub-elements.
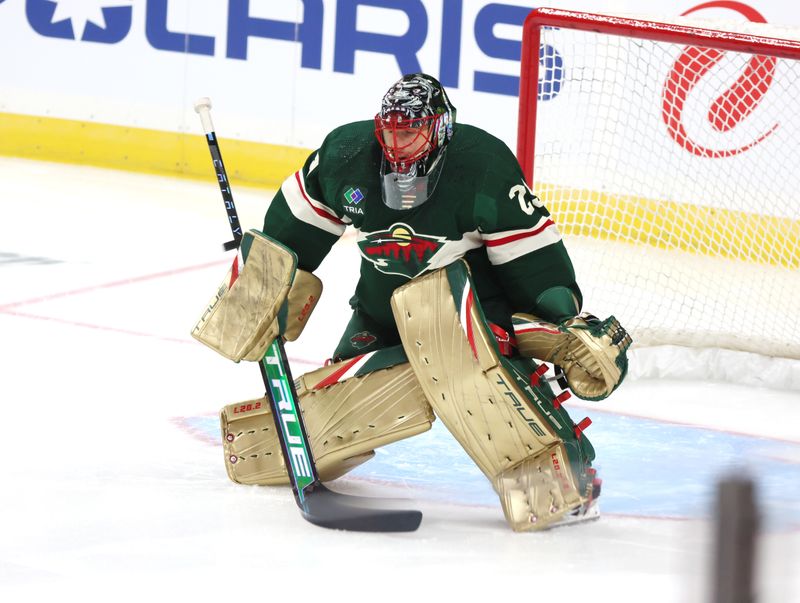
<box><xmin>374</xmin><ymin>73</ymin><xmax>456</xmax><ymax>210</ymax></box>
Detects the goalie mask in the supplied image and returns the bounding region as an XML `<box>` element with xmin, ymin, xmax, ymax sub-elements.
<box><xmin>374</xmin><ymin>73</ymin><xmax>456</xmax><ymax>210</ymax></box>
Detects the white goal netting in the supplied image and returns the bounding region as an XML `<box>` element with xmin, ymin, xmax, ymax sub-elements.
<box><xmin>521</xmin><ymin>10</ymin><xmax>800</xmax><ymax>359</ymax></box>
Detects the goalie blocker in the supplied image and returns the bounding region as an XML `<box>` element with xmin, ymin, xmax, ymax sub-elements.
<box><xmin>191</xmin><ymin>230</ymin><xmax>323</xmax><ymax>362</ymax></box>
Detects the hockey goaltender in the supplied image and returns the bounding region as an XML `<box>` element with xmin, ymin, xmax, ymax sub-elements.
<box><xmin>192</xmin><ymin>73</ymin><xmax>632</xmax><ymax>532</ymax></box>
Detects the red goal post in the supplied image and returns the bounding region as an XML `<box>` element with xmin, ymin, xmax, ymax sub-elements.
<box><xmin>516</xmin><ymin>7</ymin><xmax>800</xmax><ymax>359</ymax></box>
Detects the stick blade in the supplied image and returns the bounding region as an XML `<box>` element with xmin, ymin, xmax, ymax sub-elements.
<box><xmin>301</xmin><ymin>484</ymin><xmax>422</xmax><ymax>533</ymax></box>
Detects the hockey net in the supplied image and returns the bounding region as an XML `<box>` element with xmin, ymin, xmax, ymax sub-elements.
<box><xmin>517</xmin><ymin>8</ymin><xmax>800</xmax><ymax>360</ymax></box>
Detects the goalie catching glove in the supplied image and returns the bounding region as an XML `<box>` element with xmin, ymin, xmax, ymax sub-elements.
<box><xmin>512</xmin><ymin>313</ymin><xmax>632</xmax><ymax>401</ymax></box>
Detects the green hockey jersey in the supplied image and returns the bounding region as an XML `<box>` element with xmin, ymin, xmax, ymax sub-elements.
<box><xmin>262</xmin><ymin>120</ymin><xmax>581</xmax><ymax>337</ymax></box>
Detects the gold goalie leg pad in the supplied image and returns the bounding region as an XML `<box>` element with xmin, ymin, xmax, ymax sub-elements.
<box><xmin>391</xmin><ymin>261</ymin><xmax>595</xmax><ymax>531</ymax></box>
<box><xmin>220</xmin><ymin>346</ymin><xmax>434</xmax><ymax>485</ymax></box>
<box><xmin>494</xmin><ymin>443</ymin><xmax>594</xmax><ymax>530</ymax></box>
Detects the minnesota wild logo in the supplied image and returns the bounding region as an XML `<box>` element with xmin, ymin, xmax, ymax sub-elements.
<box><xmin>358</xmin><ymin>223</ymin><xmax>446</xmax><ymax>278</ymax></box>
<box><xmin>350</xmin><ymin>331</ymin><xmax>377</xmax><ymax>349</ymax></box>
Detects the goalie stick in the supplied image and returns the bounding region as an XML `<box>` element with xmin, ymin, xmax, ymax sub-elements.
<box><xmin>193</xmin><ymin>97</ymin><xmax>422</xmax><ymax>533</ymax></box>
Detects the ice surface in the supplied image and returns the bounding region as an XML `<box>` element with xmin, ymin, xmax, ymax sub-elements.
<box><xmin>1</xmin><ymin>158</ymin><xmax>798</xmax><ymax>602</ymax></box>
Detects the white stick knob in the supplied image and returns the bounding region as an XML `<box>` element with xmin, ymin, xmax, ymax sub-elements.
<box><xmin>194</xmin><ymin>97</ymin><xmax>215</xmax><ymax>134</ymax></box>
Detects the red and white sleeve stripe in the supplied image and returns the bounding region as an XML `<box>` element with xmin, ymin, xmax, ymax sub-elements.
<box><xmin>481</xmin><ymin>216</ymin><xmax>562</xmax><ymax>265</ymax></box>
<box><xmin>280</xmin><ymin>167</ymin><xmax>350</xmax><ymax>236</ymax></box>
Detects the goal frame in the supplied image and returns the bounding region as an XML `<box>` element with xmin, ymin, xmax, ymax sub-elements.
<box><xmin>516</xmin><ymin>7</ymin><xmax>800</xmax><ymax>184</ymax></box>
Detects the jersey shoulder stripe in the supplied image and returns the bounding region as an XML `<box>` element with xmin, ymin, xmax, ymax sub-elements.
<box><xmin>280</xmin><ymin>167</ymin><xmax>350</xmax><ymax>236</ymax></box>
<box><xmin>482</xmin><ymin>217</ymin><xmax>561</xmax><ymax>265</ymax></box>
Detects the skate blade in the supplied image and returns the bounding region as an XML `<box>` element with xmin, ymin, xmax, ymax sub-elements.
<box><xmin>549</xmin><ymin>500</ymin><xmax>601</xmax><ymax>529</ymax></box>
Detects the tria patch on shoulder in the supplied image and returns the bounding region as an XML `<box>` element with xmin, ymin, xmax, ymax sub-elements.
<box><xmin>344</xmin><ymin>187</ymin><xmax>365</xmax><ymax>204</ymax></box>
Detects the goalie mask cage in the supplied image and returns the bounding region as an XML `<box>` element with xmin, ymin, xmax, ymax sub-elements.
<box><xmin>518</xmin><ymin>8</ymin><xmax>800</xmax><ymax>359</ymax></box>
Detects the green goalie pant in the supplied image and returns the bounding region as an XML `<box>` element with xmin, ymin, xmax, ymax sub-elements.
<box><xmin>332</xmin><ymin>307</ymin><xmax>402</xmax><ymax>360</ymax></box>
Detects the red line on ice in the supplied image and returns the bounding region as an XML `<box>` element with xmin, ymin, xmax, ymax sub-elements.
<box><xmin>0</xmin><ymin>259</ymin><xmax>229</xmax><ymax>310</ymax></box>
